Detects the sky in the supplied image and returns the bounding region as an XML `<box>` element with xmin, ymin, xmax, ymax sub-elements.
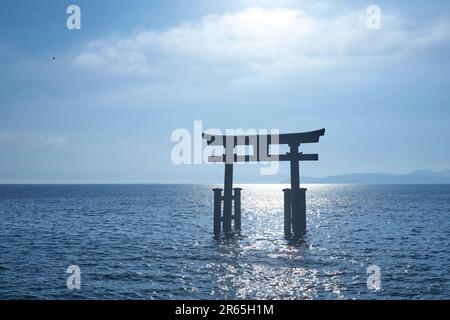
<box><xmin>0</xmin><ymin>0</ymin><xmax>450</xmax><ymax>183</ymax></box>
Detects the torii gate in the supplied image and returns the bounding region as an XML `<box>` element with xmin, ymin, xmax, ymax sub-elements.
<box><xmin>203</xmin><ymin>128</ymin><xmax>325</xmax><ymax>239</ymax></box>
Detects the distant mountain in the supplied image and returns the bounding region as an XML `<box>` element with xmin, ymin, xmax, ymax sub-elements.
<box><xmin>301</xmin><ymin>170</ymin><xmax>450</xmax><ymax>184</ymax></box>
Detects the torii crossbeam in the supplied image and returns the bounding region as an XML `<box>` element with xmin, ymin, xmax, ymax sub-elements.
<box><xmin>203</xmin><ymin>128</ymin><xmax>325</xmax><ymax>239</ymax></box>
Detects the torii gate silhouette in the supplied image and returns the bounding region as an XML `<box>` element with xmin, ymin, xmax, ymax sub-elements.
<box><xmin>203</xmin><ymin>128</ymin><xmax>325</xmax><ymax>239</ymax></box>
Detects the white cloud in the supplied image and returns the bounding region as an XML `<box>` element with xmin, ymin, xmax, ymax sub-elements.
<box><xmin>74</xmin><ymin>7</ymin><xmax>450</xmax><ymax>75</ymax></box>
<box><xmin>0</xmin><ymin>132</ymin><xmax>68</xmax><ymax>146</ymax></box>
<box><xmin>39</xmin><ymin>136</ymin><xmax>67</xmax><ymax>146</ymax></box>
<box><xmin>0</xmin><ymin>132</ymin><xmax>11</xmax><ymax>141</ymax></box>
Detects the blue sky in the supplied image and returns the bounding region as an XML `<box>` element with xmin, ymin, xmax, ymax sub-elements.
<box><xmin>0</xmin><ymin>0</ymin><xmax>450</xmax><ymax>183</ymax></box>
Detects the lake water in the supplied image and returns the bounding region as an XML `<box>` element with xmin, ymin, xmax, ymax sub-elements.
<box><xmin>0</xmin><ymin>184</ymin><xmax>449</xmax><ymax>300</ymax></box>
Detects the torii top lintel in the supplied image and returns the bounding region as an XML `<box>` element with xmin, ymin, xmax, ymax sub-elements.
<box><xmin>202</xmin><ymin>128</ymin><xmax>325</xmax><ymax>163</ymax></box>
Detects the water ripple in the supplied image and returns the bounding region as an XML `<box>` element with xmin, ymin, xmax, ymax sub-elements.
<box><xmin>1</xmin><ymin>184</ymin><xmax>450</xmax><ymax>299</ymax></box>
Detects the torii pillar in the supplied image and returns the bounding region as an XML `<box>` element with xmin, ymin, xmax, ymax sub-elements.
<box><xmin>283</xmin><ymin>144</ymin><xmax>308</xmax><ymax>239</ymax></box>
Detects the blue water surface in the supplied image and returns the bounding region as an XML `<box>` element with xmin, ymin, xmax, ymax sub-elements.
<box><xmin>0</xmin><ymin>184</ymin><xmax>449</xmax><ymax>299</ymax></box>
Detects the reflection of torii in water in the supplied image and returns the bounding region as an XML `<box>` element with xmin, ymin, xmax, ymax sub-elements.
<box><xmin>203</xmin><ymin>128</ymin><xmax>325</xmax><ymax>239</ymax></box>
